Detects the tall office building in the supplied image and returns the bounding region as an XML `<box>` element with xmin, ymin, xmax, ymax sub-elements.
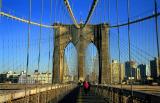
<box><xmin>150</xmin><ymin>57</ymin><xmax>160</xmax><ymax>80</ymax></box>
<box><xmin>120</xmin><ymin>63</ymin><xmax>125</xmax><ymax>81</ymax></box>
<box><xmin>146</xmin><ymin>65</ymin><xmax>151</xmax><ymax>77</ymax></box>
<box><xmin>138</xmin><ymin>64</ymin><xmax>147</xmax><ymax>80</ymax></box>
<box><xmin>125</xmin><ymin>61</ymin><xmax>137</xmax><ymax>80</ymax></box>
<box><xmin>137</xmin><ymin>64</ymin><xmax>151</xmax><ymax>80</ymax></box>
<box><xmin>136</xmin><ymin>68</ymin><xmax>141</xmax><ymax>80</ymax></box>
<box><xmin>111</xmin><ymin>60</ymin><xmax>125</xmax><ymax>84</ymax></box>
<box><xmin>111</xmin><ymin>60</ymin><xmax>119</xmax><ymax>84</ymax></box>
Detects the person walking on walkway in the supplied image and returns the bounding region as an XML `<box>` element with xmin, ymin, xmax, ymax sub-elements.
<box><xmin>83</xmin><ymin>81</ymin><xmax>90</xmax><ymax>95</ymax></box>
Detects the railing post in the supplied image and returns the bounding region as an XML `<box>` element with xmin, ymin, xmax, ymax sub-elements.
<box><xmin>119</xmin><ymin>89</ymin><xmax>123</xmax><ymax>103</ymax></box>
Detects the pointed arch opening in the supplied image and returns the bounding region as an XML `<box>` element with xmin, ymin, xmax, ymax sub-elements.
<box><xmin>85</xmin><ymin>43</ymin><xmax>99</xmax><ymax>84</ymax></box>
<box><xmin>63</xmin><ymin>42</ymin><xmax>78</xmax><ymax>83</ymax></box>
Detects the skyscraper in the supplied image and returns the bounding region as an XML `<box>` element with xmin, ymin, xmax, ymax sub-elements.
<box><xmin>136</xmin><ymin>68</ymin><xmax>141</xmax><ymax>80</ymax></box>
<box><xmin>111</xmin><ymin>60</ymin><xmax>119</xmax><ymax>84</ymax></box>
<box><xmin>111</xmin><ymin>60</ymin><xmax>125</xmax><ymax>84</ymax></box>
<box><xmin>138</xmin><ymin>64</ymin><xmax>146</xmax><ymax>80</ymax></box>
<box><xmin>120</xmin><ymin>63</ymin><xmax>125</xmax><ymax>82</ymax></box>
<box><xmin>146</xmin><ymin>65</ymin><xmax>151</xmax><ymax>77</ymax></box>
<box><xmin>150</xmin><ymin>57</ymin><xmax>159</xmax><ymax>80</ymax></box>
<box><xmin>125</xmin><ymin>61</ymin><xmax>137</xmax><ymax>80</ymax></box>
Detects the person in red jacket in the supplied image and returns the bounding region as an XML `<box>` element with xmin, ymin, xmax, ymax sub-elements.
<box><xmin>83</xmin><ymin>81</ymin><xmax>90</xmax><ymax>95</ymax></box>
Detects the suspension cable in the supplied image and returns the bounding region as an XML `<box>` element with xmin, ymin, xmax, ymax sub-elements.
<box><xmin>0</xmin><ymin>11</ymin><xmax>53</xmax><ymax>28</ymax></box>
<box><xmin>83</xmin><ymin>0</ymin><xmax>99</xmax><ymax>28</ymax></box>
<box><xmin>116</xmin><ymin>0</ymin><xmax>123</xmax><ymax>98</ymax></box>
<box><xmin>63</xmin><ymin>0</ymin><xmax>80</xmax><ymax>28</ymax></box>
<box><xmin>47</xmin><ymin>0</ymin><xmax>52</xmax><ymax>84</ymax></box>
<box><xmin>116</xmin><ymin>0</ymin><xmax>120</xmax><ymax>63</ymax></box>
<box><xmin>25</xmin><ymin>0</ymin><xmax>31</xmax><ymax>99</ymax></box>
<box><xmin>104</xmin><ymin>0</ymin><xmax>107</xmax><ymax>23</ymax></box>
<box><xmin>110</xmin><ymin>12</ymin><xmax>160</xmax><ymax>28</ymax></box>
<box><xmin>127</xmin><ymin>0</ymin><xmax>133</xmax><ymax>100</ymax></box>
<box><xmin>0</xmin><ymin>0</ymin><xmax>2</xmax><ymax>21</ymax></box>
<box><xmin>110</xmin><ymin>30</ymin><xmax>155</xmax><ymax>59</ymax></box>
<box><xmin>37</xmin><ymin>0</ymin><xmax>43</xmax><ymax>84</ymax></box>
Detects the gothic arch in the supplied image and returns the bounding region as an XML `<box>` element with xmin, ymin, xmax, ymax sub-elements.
<box><xmin>84</xmin><ymin>42</ymin><xmax>99</xmax><ymax>83</ymax></box>
<box><xmin>52</xmin><ymin>23</ymin><xmax>110</xmax><ymax>84</ymax></box>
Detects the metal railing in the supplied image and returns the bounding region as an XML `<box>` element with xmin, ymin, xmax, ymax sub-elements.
<box><xmin>90</xmin><ymin>85</ymin><xmax>160</xmax><ymax>103</ymax></box>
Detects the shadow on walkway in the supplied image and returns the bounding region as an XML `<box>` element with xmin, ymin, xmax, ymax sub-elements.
<box><xmin>59</xmin><ymin>86</ymin><xmax>107</xmax><ymax>103</ymax></box>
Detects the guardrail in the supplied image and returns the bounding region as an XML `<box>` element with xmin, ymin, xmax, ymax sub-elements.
<box><xmin>91</xmin><ymin>85</ymin><xmax>160</xmax><ymax>103</ymax></box>
<box><xmin>0</xmin><ymin>84</ymin><xmax>77</xmax><ymax>103</ymax></box>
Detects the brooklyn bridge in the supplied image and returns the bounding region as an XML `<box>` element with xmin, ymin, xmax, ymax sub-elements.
<box><xmin>0</xmin><ymin>0</ymin><xmax>160</xmax><ymax>103</ymax></box>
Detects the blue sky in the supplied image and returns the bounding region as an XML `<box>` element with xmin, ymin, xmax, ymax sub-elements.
<box><xmin>0</xmin><ymin>0</ymin><xmax>160</xmax><ymax>74</ymax></box>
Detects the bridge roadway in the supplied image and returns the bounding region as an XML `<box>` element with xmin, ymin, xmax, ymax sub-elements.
<box><xmin>0</xmin><ymin>84</ymin><xmax>160</xmax><ymax>102</ymax></box>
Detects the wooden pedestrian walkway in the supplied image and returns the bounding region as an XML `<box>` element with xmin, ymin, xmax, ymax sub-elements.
<box><xmin>59</xmin><ymin>87</ymin><xmax>107</xmax><ymax>103</ymax></box>
<box><xmin>76</xmin><ymin>88</ymin><xmax>106</xmax><ymax>103</ymax></box>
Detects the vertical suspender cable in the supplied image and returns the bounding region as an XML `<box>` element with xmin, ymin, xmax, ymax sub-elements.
<box><xmin>104</xmin><ymin>0</ymin><xmax>106</xmax><ymax>22</ymax></box>
<box><xmin>61</xmin><ymin>2</ymin><xmax>63</xmax><ymax>23</ymax></box>
<box><xmin>0</xmin><ymin>0</ymin><xmax>2</xmax><ymax>22</ymax></box>
<box><xmin>154</xmin><ymin>0</ymin><xmax>160</xmax><ymax>66</ymax></box>
<box><xmin>36</xmin><ymin>1</ymin><xmax>43</xmax><ymax>102</ymax></box>
<box><xmin>116</xmin><ymin>0</ymin><xmax>123</xmax><ymax>102</ymax></box>
<box><xmin>116</xmin><ymin>0</ymin><xmax>121</xmax><ymax>88</ymax></box>
<box><xmin>127</xmin><ymin>0</ymin><xmax>133</xmax><ymax>100</ymax></box>
<box><xmin>48</xmin><ymin>0</ymin><xmax>52</xmax><ymax>84</ymax></box>
<box><xmin>12</xmin><ymin>38</ymin><xmax>14</xmax><ymax>81</ymax></box>
<box><xmin>37</xmin><ymin>0</ymin><xmax>43</xmax><ymax>84</ymax></box>
<box><xmin>107</xmin><ymin>0</ymin><xmax>109</xmax><ymax>23</ymax></box>
<box><xmin>15</xmin><ymin>37</ymin><xmax>19</xmax><ymax>74</ymax></box>
<box><xmin>2</xmin><ymin>40</ymin><xmax>4</xmax><ymax>72</ymax></box>
<box><xmin>0</xmin><ymin>0</ymin><xmax>1</xmax><ymax>12</ymax></box>
<box><xmin>58</xmin><ymin>0</ymin><xmax>61</xmax><ymax>24</ymax></box>
<box><xmin>15</xmin><ymin>38</ymin><xmax>18</xmax><ymax>82</ymax></box>
<box><xmin>6</xmin><ymin>38</ymin><xmax>8</xmax><ymax>72</ymax></box>
<box><xmin>25</xmin><ymin>0</ymin><xmax>31</xmax><ymax>99</ymax></box>
<box><xmin>100</xmin><ymin>1</ymin><xmax>102</xmax><ymax>23</ymax></box>
<box><xmin>1</xmin><ymin>33</ymin><xmax>3</xmax><ymax>72</ymax></box>
<box><xmin>6</xmin><ymin>38</ymin><xmax>8</xmax><ymax>75</ymax></box>
<box><xmin>54</xmin><ymin>0</ymin><xmax>57</xmax><ymax>23</ymax></box>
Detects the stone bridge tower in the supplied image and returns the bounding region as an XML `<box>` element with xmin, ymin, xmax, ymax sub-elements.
<box><xmin>52</xmin><ymin>23</ymin><xmax>111</xmax><ymax>84</ymax></box>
